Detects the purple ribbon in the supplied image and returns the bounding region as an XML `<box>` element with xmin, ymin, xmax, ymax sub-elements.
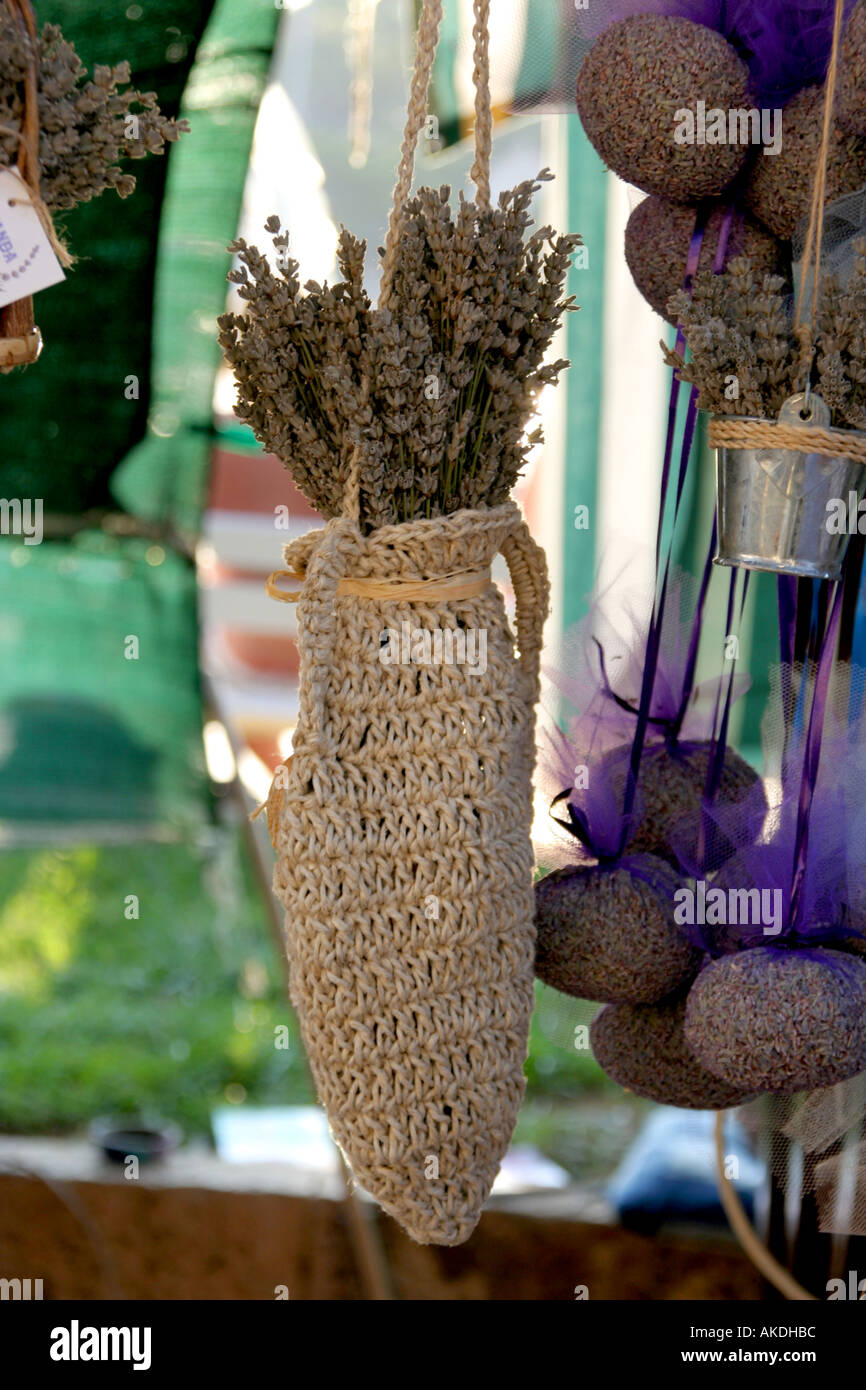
<box><xmin>789</xmin><ymin>582</ymin><xmax>844</xmax><ymax>933</ymax></box>
<box><xmin>777</xmin><ymin>574</ymin><xmax>797</xmax><ymax>741</ymax></box>
<box><xmin>618</xmin><ymin>203</ymin><xmax>736</xmax><ymax>854</ymax></box>
<box><xmin>708</xmin><ymin>567</ymin><xmax>750</xmax><ymax>800</ymax></box>
<box><xmin>839</xmin><ymin>532</ymin><xmax>865</xmax><ymax>662</ymax></box>
<box><xmin>693</xmin><ymin>566</ymin><xmax>750</xmax><ymax>872</ymax></box>
<box><xmin>673</xmin><ymin>517</ymin><xmax>718</xmax><ymax>740</ymax></box>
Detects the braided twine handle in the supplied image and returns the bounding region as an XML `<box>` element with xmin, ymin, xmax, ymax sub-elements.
<box><xmin>261</xmin><ymin>0</ymin><xmax>525</xmax><ymax>822</ymax></box>
<box><xmin>0</xmin><ymin>0</ymin><xmax>42</xmax><ymax>368</ymax></box>
<box><xmin>378</xmin><ymin>0</ymin><xmax>492</xmax><ymax>310</ymax></box>
<box><xmin>345</xmin><ymin>0</ymin><xmax>492</xmax><ymax>521</ymax></box>
<box><xmin>501</xmin><ymin>510</ymin><xmax>550</xmax><ymax>698</ymax></box>
<box><xmin>795</xmin><ymin>0</ymin><xmax>847</xmax><ymax>342</ymax></box>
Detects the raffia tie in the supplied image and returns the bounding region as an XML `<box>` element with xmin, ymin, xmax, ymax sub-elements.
<box><xmin>265</xmin><ymin>565</ymin><xmax>492</xmax><ymax>604</ymax></box>
<box><xmin>708</xmin><ymin>416</ymin><xmax>866</xmax><ymax>463</ymax></box>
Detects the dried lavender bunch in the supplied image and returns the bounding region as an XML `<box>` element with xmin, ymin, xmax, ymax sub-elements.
<box><xmin>0</xmin><ymin>15</ymin><xmax>188</xmax><ymax>212</ymax></box>
<box><xmin>218</xmin><ymin>171</ymin><xmax>581</xmax><ymax>530</ymax></box>
<box><xmin>663</xmin><ymin>258</ymin><xmax>803</xmax><ymax>419</ymax></box>
<box><xmin>814</xmin><ymin>241</ymin><xmax>866</xmax><ymax>431</ymax></box>
<box><xmin>663</xmin><ymin>247</ymin><xmax>866</xmax><ymax>431</ymax></box>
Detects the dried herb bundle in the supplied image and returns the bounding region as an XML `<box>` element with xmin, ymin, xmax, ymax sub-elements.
<box><xmin>218</xmin><ymin>171</ymin><xmax>581</xmax><ymax>530</ymax></box>
<box><xmin>0</xmin><ymin>16</ymin><xmax>187</xmax><ymax>212</ymax></box>
<box><xmin>663</xmin><ymin>246</ymin><xmax>866</xmax><ymax>429</ymax></box>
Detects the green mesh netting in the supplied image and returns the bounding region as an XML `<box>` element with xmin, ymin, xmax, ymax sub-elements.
<box><xmin>0</xmin><ymin>0</ymin><xmax>279</xmax><ymax>526</ymax></box>
<box><xmin>0</xmin><ymin>532</ymin><xmax>205</xmax><ymax>826</ymax></box>
<box><xmin>111</xmin><ymin>0</ymin><xmax>281</xmax><ymax>533</ymax></box>
<box><xmin>0</xmin><ymin>1</ymin><xmax>216</xmax><ymax>514</ymax></box>
<box><xmin>0</xmin><ymin>0</ymin><xmax>280</xmax><ymax>824</ymax></box>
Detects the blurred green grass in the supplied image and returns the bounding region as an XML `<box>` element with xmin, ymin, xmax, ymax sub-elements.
<box><xmin>0</xmin><ymin>838</ymin><xmax>618</xmax><ymax>1144</ymax></box>
<box><xmin>0</xmin><ymin>834</ymin><xmax>313</xmax><ymax>1135</ymax></box>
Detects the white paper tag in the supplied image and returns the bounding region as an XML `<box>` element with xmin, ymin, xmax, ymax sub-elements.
<box><xmin>0</xmin><ymin>167</ymin><xmax>66</xmax><ymax>305</ymax></box>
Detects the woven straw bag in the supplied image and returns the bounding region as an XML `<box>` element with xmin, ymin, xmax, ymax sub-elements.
<box><xmin>264</xmin><ymin>497</ymin><xmax>547</xmax><ymax>1239</ymax></box>
<box><xmin>266</xmin><ymin>498</ymin><xmax>548</xmax><ymax>1244</ymax></box>
<box><xmin>259</xmin><ymin>0</ymin><xmax>552</xmax><ymax>1244</ymax></box>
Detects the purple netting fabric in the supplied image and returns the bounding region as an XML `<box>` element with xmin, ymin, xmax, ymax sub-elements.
<box><xmin>549</xmin><ymin>578</ymin><xmax>749</xmax><ymax>750</ymax></box>
<box><xmin>576</xmin><ymin>0</ymin><xmax>859</xmax><ymax>102</ymax></box>
<box><xmin>671</xmin><ymin>663</ymin><xmax>866</xmax><ymax>954</ymax></box>
<box><xmin>538</xmin><ymin>718</ymin><xmax>631</xmax><ymax>864</ymax></box>
<box><xmin>444</xmin><ymin>1</ymin><xmax>858</xmax><ymax>132</ymax></box>
<box><xmin>536</xmin><ymin>570</ymin><xmax>750</xmax><ymax>866</ymax></box>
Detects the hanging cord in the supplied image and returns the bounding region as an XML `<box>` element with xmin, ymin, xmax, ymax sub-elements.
<box><xmin>343</xmin><ymin>443</ymin><xmax>362</xmax><ymax>525</ymax></box>
<box><xmin>363</xmin><ymin>0</ymin><xmax>494</xmax><ymax>510</ymax></box>
<box><xmin>379</xmin><ymin>0</ymin><xmax>444</xmax><ymax>309</ymax></box>
<box><xmin>714</xmin><ymin>1114</ymin><xmax>815</xmax><ymax>1302</ymax></box>
<box><xmin>469</xmin><ymin>0</ymin><xmax>492</xmax><ymax>214</ymax></box>
<box><xmin>794</xmin><ymin>0</ymin><xmax>847</xmax><ymax>392</ymax></box>
<box><xmin>379</xmin><ymin>0</ymin><xmax>492</xmax><ymax>307</ymax></box>
<box><xmin>346</xmin><ymin>0</ymin><xmax>379</xmax><ymax>169</ymax></box>
<box><xmin>708</xmin><ymin>0</ymin><xmax>851</xmax><ymax>448</ymax></box>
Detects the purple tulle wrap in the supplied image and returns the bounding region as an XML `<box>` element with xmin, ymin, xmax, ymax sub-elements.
<box><xmin>671</xmin><ymin>669</ymin><xmax>866</xmax><ymax>956</ymax></box>
<box><xmin>578</xmin><ymin>0</ymin><xmax>859</xmax><ymax>102</ymax></box>
<box><xmin>537</xmin><ymin>571</ymin><xmax>749</xmax><ymax>865</ymax></box>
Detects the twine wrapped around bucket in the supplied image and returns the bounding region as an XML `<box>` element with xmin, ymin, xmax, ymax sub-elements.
<box><xmin>264</xmin><ymin>494</ymin><xmax>549</xmax><ymax>1244</ymax></box>
<box><xmin>708</xmin><ymin>414</ymin><xmax>866</xmax><ymax>462</ymax></box>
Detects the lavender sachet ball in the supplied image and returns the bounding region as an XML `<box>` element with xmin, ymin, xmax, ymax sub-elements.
<box><xmin>598</xmin><ymin>740</ymin><xmax>762</xmax><ymax>868</ymax></box>
<box><xmin>576</xmin><ymin>15</ymin><xmax>750</xmax><ymax>201</ymax></box>
<box><xmin>685</xmin><ymin>947</ymin><xmax>866</xmax><ymax>1095</ymax></box>
<box><xmin>837</xmin><ymin>0</ymin><xmax>866</xmax><ymax>137</ymax></box>
<box><xmin>591</xmin><ymin>990</ymin><xmax>758</xmax><ymax>1110</ymax></box>
<box><xmin>745</xmin><ymin>85</ymin><xmax>866</xmax><ymax>239</ymax></box>
<box><xmin>534</xmin><ymin>854</ymin><xmax>700</xmax><ymax>1005</ymax></box>
<box><xmin>625</xmin><ymin>196</ymin><xmax>785</xmax><ymax>326</ymax></box>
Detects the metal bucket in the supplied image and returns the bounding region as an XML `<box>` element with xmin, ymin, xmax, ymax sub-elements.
<box><xmin>714</xmin><ymin>394</ymin><xmax>866</xmax><ymax>581</ymax></box>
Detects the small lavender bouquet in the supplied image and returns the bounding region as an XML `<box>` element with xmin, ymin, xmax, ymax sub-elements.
<box><xmin>0</xmin><ymin>1</ymin><xmax>188</xmax><ymax>371</ymax></box>
<box><xmin>0</xmin><ymin>12</ymin><xmax>188</xmax><ymax>215</ymax></box>
<box><xmin>218</xmin><ymin>171</ymin><xmax>580</xmax><ymax>530</ymax></box>
<box><xmin>663</xmin><ymin>248</ymin><xmax>866</xmax><ymax>428</ymax></box>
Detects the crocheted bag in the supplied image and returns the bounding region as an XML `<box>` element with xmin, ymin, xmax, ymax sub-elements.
<box><xmin>265</xmin><ymin>496</ymin><xmax>549</xmax><ymax>1244</ymax></box>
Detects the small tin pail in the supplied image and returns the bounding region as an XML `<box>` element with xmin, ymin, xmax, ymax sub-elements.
<box><xmin>712</xmin><ymin>394</ymin><xmax>866</xmax><ymax>581</ymax></box>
